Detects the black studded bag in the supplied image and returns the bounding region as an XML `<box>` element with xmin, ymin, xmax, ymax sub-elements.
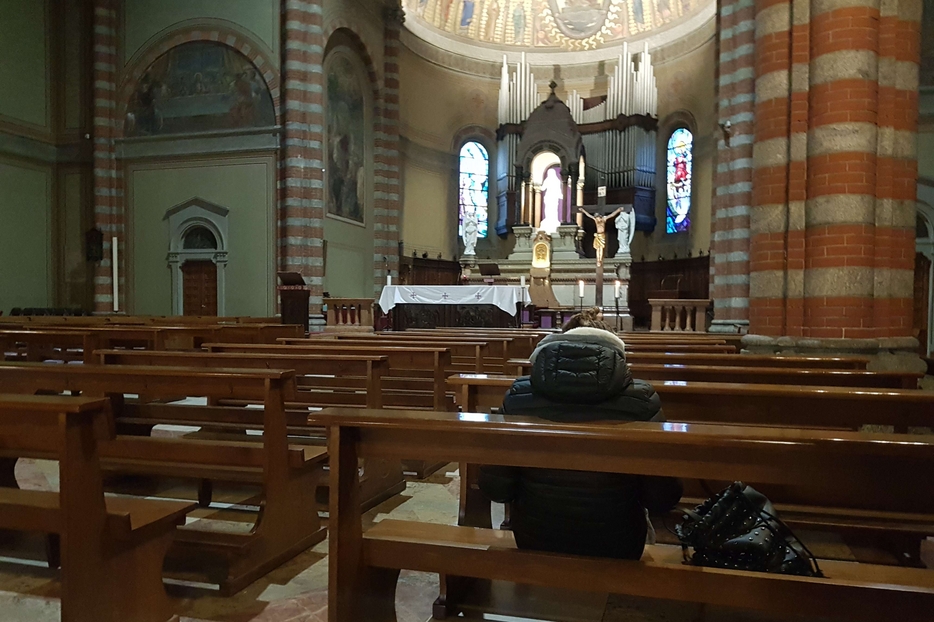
<box><xmin>675</xmin><ymin>482</ymin><xmax>823</xmax><ymax>577</ymax></box>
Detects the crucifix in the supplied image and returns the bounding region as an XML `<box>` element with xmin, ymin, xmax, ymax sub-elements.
<box><xmin>578</xmin><ymin>207</ymin><xmax>623</xmax><ymax>307</ymax></box>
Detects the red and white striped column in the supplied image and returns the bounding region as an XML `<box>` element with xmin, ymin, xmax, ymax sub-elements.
<box><xmin>91</xmin><ymin>0</ymin><xmax>123</xmax><ymax>313</ymax></box>
<box><xmin>744</xmin><ymin>0</ymin><xmax>921</xmax><ymax>340</ymax></box>
<box><xmin>280</xmin><ymin>0</ymin><xmax>326</xmax><ymax>325</ymax></box>
<box><xmin>709</xmin><ymin>0</ymin><xmax>755</xmax><ymax>333</ymax></box>
<box><xmin>373</xmin><ymin>6</ymin><xmax>404</xmax><ymax>296</ymax></box>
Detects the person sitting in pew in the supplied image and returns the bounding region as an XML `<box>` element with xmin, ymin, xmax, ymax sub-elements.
<box><xmin>479</xmin><ymin>308</ymin><xmax>683</xmax><ymax>560</ymax></box>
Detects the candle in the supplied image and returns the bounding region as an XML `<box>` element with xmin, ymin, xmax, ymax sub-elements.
<box><xmin>614</xmin><ymin>280</ymin><xmax>621</xmax><ymax>299</ymax></box>
<box><xmin>578</xmin><ymin>280</ymin><xmax>585</xmax><ymax>298</ymax></box>
<box><xmin>520</xmin><ymin>275</ymin><xmax>526</xmax><ymax>288</ymax></box>
<box><xmin>386</xmin><ymin>275</ymin><xmax>392</xmax><ymax>286</ymax></box>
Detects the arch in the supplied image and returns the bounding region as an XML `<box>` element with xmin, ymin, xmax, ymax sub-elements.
<box><xmin>324</xmin><ymin>26</ymin><xmax>382</xmax><ymax>112</ymax></box>
<box><xmin>119</xmin><ymin>24</ymin><xmax>281</xmax><ymax>134</ymax></box>
<box><xmin>164</xmin><ymin>198</ymin><xmax>229</xmax><ymax>316</ymax></box>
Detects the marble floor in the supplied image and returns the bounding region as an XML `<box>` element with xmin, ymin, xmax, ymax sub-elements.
<box><xmin>1</xmin><ymin>442</ymin><xmax>932</xmax><ymax>621</ymax></box>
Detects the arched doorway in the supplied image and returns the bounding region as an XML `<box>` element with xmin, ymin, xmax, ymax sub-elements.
<box><xmin>164</xmin><ymin>198</ymin><xmax>229</xmax><ymax>316</ymax></box>
<box><xmin>180</xmin><ymin>227</ymin><xmax>219</xmax><ymax>316</ymax></box>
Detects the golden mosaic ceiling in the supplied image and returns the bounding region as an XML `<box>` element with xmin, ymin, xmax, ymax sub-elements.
<box><xmin>403</xmin><ymin>0</ymin><xmax>709</xmax><ymax>51</ymax></box>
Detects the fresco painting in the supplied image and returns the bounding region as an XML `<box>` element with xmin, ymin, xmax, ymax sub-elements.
<box><xmin>326</xmin><ymin>54</ymin><xmax>367</xmax><ymax>225</ymax></box>
<box><xmin>405</xmin><ymin>0</ymin><xmax>703</xmax><ymax>49</ymax></box>
<box><xmin>125</xmin><ymin>41</ymin><xmax>274</xmax><ymax>137</ymax></box>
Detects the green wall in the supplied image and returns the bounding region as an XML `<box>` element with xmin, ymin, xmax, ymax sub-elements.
<box><xmin>0</xmin><ymin>160</ymin><xmax>52</xmax><ymax>312</ymax></box>
<box><xmin>0</xmin><ymin>0</ymin><xmax>48</xmax><ymax>128</ymax></box>
<box><xmin>124</xmin><ymin>0</ymin><xmax>279</xmax><ymax>63</ymax></box>
<box><xmin>128</xmin><ymin>156</ymin><xmax>276</xmax><ymax>316</ymax></box>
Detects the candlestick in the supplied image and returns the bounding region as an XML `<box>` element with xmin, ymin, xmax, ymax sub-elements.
<box><xmin>578</xmin><ymin>279</ymin><xmax>585</xmax><ymax>299</ymax></box>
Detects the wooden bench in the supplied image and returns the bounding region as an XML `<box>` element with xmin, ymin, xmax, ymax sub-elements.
<box><xmin>317</xmin><ymin>407</ymin><xmax>934</xmax><ymax>622</ymax></box>
<box><xmin>94</xmin><ymin>349</ymin><xmax>389</xmax><ymax>409</ymax></box>
<box><xmin>0</xmin><ymin>394</ymin><xmax>194</xmax><ymax>622</ymax></box>
<box><xmin>447</xmin><ymin>374</ymin><xmax>934</xmax><ymax>429</ymax></box>
<box><xmin>506</xmin><ymin>353</ymin><xmax>872</xmax><ymax>375</ymax></box>
<box><xmin>322</xmin><ymin>334</ymin><xmax>504</xmax><ymax>373</ymax></box>
<box><xmin>0</xmin><ymin>362</ymin><xmax>329</xmax><ymax>595</ymax></box>
<box><xmin>0</xmin><ymin>329</ymin><xmax>101</xmax><ymax>364</ymax></box>
<box><xmin>208</xmin><ymin>342</ymin><xmax>455</xmax><ymax>411</ymax></box>
<box><xmin>402</xmin><ymin>329</ymin><xmax>539</xmax><ymax>359</ymax></box>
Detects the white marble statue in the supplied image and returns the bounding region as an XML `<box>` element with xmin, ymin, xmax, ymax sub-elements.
<box><xmin>462</xmin><ymin>211</ymin><xmax>479</xmax><ymax>256</ymax></box>
<box><xmin>539</xmin><ymin>167</ymin><xmax>563</xmax><ymax>235</ymax></box>
<box><xmin>617</xmin><ymin>206</ymin><xmax>637</xmax><ymax>255</ymax></box>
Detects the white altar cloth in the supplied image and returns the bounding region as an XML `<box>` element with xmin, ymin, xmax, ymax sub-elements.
<box><xmin>378</xmin><ymin>285</ymin><xmax>530</xmax><ymax>314</ymax></box>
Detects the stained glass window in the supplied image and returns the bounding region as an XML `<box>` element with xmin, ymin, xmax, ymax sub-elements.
<box><xmin>666</xmin><ymin>128</ymin><xmax>693</xmax><ymax>234</ymax></box>
<box><xmin>459</xmin><ymin>141</ymin><xmax>489</xmax><ymax>238</ymax></box>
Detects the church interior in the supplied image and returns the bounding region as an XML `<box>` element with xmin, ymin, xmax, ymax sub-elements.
<box><xmin>1</xmin><ymin>0</ymin><xmax>934</xmax><ymax>621</ymax></box>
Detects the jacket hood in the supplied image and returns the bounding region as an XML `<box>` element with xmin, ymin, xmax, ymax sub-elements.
<box><xmin>528</xmin><ymin>327</ymin><xmax>631</xmax><ymax>403</ymax></box>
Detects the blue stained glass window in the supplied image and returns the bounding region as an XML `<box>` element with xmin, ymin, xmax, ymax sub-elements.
<box><xmin>666</xmin><ymin>128</ymin><xmax>693</xmax><ymax>234</ymax></box>
<box><xmin>459</xmin><ymin>141</ymin><xmax>489</xmax><ymax>238</ymax></box>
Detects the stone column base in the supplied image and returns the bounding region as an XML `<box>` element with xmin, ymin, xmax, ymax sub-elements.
<box><xmin>741</xmin><ymin>335</ymin><xmax>927</xmax><ymax>373</ymax></box>
<box><xmin>709</xmin><ymin>319</ymin><xmax>749</xmax><ymax>335</ymax></box>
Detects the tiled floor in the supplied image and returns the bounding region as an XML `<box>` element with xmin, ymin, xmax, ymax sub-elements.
<box><xmin>1</xmin><ymin>438</ymin><xmax>932</xmax><ymax>621</ymax></box>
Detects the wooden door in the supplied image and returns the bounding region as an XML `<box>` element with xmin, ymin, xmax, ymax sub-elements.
<box><xmin>914</xmin><ymin>253</ymin><xmax>931</xmax><ymax>355</ymax></box>
<box><xmin>181</xmin><ymin>260</ymin><xmax>217</xmax><ymax>316</ymax></box>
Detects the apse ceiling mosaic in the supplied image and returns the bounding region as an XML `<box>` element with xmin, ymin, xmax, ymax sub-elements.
<box><xmin>404</xmin><ymin>0</ymin><xmax>707</xmax><ymax>51</ymax></box>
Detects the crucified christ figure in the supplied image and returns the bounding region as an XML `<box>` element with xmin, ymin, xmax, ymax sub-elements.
<box><xmin>579</xmin><ymin>207</ymin><xmax>623</xmax><ymax>266</ymax></box>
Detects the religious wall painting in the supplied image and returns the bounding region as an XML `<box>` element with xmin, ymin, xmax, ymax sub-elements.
<box><xmin>125</xmin><ymin>42</ymin><xmax>274</xmax><ymax>137</ymax></box>
<box><xmin>666</xmin><ymin>127</ymin><xmax>692</xmax><ymax>234</ymax></box>
<box><xmin>458</xmin><ymin>141</ymin><xmax>490</xmax><ymax>238</ymax></box>
<box><xmin>325</xmin><ymin>53</ymin><xmax>367</xmax><ymax>225</ymax></box>
<box><xmin>404</xmin><ymin>0</ymin><xmax>701</xmax><ymax>50</ymax></box>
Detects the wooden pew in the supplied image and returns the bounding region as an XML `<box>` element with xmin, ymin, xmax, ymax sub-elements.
<box><xmin>447</xmin><ymin>374</ymin><xmax>934</xmax><ymax>429</ymax></box>
<box><xmin>317</xmin><ymin>408</ymin><xmax>934</xmax><ymax>622</ymax></box>
<box><xmin>206</xmin><ymin>342</ymin><xmax>455</xmax><ymax>411</ymax></box>
<box><xmin>621</xmin><ymin>343</ymin><xmax>737</xmax><ymax>353</ymax></box>
<box><xmin>202</xmin><ymin>343</ymin><xmax>456</xmax><ymax>477</ymax></box>
<box><xmin>506</xmin><ymin>353</ymin><xmax>873</xmax><ymax>375</ymax></box>
<box><xmin>94</xmin><ymin>349</ymin><xmax>388</xmax><ymax>409</ymax></box>
<box><xmin>0</xmin><ymin>362</ymin><xmax>329</xmax><ymax>595</ymax></box>
<box><xmin>322</xmin><ymin>334</ymin><xmax>504</xmax><ymax>373</ymax></box>
<box><xmin>0</xmin><ymin>394</ymin><xmax>195</xmax><ymax>622</ymax></box>
<box><xmin>402</xmin><ymin>329</ymin><xmax>539</xmax><ymax>359</ymax></box>
<box><xmin>0</xmin><ymin>329</ymin><xmax>101</xmax><ymax>364</ymax></box>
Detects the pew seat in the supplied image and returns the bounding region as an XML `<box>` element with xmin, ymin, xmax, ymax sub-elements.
<box><xmin>318</xmin><ymin>408</ymin><xmax>934</xmax><ymax>622</ymax></box>
<box><xmin>365</xmin><ymin>520</ymin><xmax>934</xmax><ymax>621</ymax></box>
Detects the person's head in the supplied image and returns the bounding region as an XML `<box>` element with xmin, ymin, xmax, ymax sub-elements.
<box><xmin>562</xmin><ymin>307</ymin><xmax>613</xmax><ymax>333</ymax></box>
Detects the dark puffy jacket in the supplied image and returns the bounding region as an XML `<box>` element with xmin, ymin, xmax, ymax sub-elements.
<box><xmin>478</xmin><ymin>327</ymin><xmax>683</xmax><ymax>560</ymax></box>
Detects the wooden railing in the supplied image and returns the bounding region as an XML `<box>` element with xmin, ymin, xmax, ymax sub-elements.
<box><xmin>648</xmin><ymin>298</ymin><xmax>711</xmax><ymax>332</ymax></box>
<box><xmin>324</xmin><ymin>298</ymin><xmax>375</xmax><ymax>332</ymax></box>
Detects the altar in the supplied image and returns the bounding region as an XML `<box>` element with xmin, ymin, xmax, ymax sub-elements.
<box><xmin>378</xmin><ymin>285</ymin><xmax>531</xmax><ymax>330</ymax></box>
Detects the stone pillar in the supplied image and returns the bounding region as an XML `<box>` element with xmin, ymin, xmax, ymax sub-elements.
<box><xmin>743</xmin><ymin>0</ymin><xmax>923</xmax><ymax>362</ymax></box>
<box><xmin>280</xmin><ymin>0</ymin><xmax>325</xmax><ymax>326</ymax></box>
<box><xmin>709</xmin><ymin>0</ymin><xmax>755</xmax><ymax>333</ymax></box>
<box><xmin>91</xmin><ymin>0</ymin><xmax>122</xmax><ymax>313</ymax></box>
<box><xmin>374</xmin><ymin>6</ymin><xmax>404</xmax><ymax>295</ymax></box>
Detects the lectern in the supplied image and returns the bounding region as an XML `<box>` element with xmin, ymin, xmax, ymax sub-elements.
<box><xmin>277</xmin><ymin>272</ymin><xmax>309</xmax><ymax>334</ymax></box>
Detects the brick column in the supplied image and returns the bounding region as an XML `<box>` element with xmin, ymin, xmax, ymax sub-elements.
<box><xmin>91</xmin><ymin>0</ymin><xmax>123</xmax><ymax>313</ymax></box>
<box><xmin>280</xmin><ymin>0</ymin><xmax>325</xmax><ymax>325</ymax></box>
<box><xmin>374</xmin><ymin>6</ymin><xmax>403</xmax><ymax>296</ymax></box>
<box><xmin>709</xmin><ymin>0</ymin><xmax>755</xmax><ymax>333</ymax></box>
<box><xmin>744</xmin><ymin>0</ymin><xmax>921</xmax><ymax>342</ymax></box>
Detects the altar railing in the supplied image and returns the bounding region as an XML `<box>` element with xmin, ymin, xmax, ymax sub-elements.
<box><xmin>648</xmin><ymin>298</ymin><xmax>711</xmax><ymax>332</ymax></box>
<box><xmin>324</xmin><ymin>298</ymin><xmax>375</xmax><ymax>332</ymax></box>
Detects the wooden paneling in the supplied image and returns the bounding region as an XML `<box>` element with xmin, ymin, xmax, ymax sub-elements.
<box><xmin>629</xmin><ymin>256</ymin><xmax>710</xmax><ymax>329</ymax></box>
<box><xmin>399</xmin><ymin>256</ymin><xmax>460</xmax><ymax>286</ymax></box>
